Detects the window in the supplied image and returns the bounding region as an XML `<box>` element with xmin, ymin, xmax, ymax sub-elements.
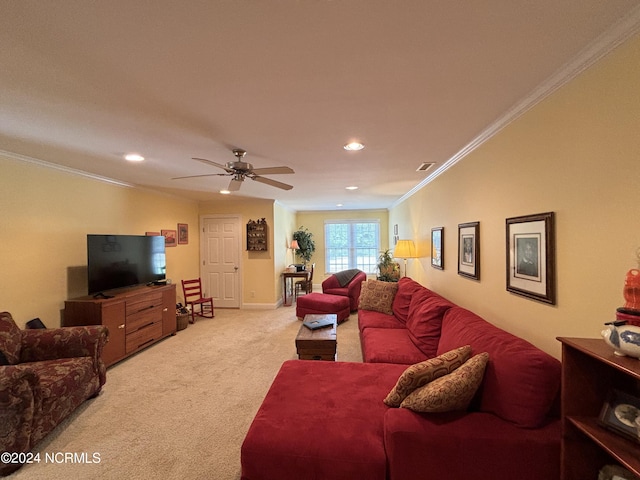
<box><xmin>325</xmin><ymin>220</ymin><xmax>380</xmax><ymax>274</ymax></box>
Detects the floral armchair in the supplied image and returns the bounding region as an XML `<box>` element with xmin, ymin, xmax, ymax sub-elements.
<box><xmin>0</xmin><ymin>312</ymin><xmax>108</xmax><ymax>476</ymax></box>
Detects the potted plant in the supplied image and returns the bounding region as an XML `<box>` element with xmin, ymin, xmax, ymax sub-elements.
<box><xmin>377</xmin><ymin>249</ymin><xmax>400</xmax><ymax>282</ymax></box>
<box><xmin>292</xmin><ymin>227</ymin><xmax>316</xmax><ymax>265</ymax></box>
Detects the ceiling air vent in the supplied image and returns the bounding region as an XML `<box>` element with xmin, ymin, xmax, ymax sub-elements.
<box><xmin>416</xmin><ymin>162</ymin><xmax>435</xmax><ymax>172</ymax></box>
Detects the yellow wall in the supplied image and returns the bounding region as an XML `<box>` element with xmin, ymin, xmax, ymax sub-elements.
<box><xmin>274</xmin><ymin>202</ymin><xmax>298</xmax><ymax>302</ymax></box>
<box><xmin>296</xmin><ymin>209</ymin><xmax>389</xmax><ymax>284</ymax></box>
<box><xmin>390</xmin><ymin>33</ymin><xmax>640</xmax><ymax>358</ymax></box>
<box><xmin>0</xmin><ymin>154</ymin><xmax>200</xmax><ymax>327</ymax></box>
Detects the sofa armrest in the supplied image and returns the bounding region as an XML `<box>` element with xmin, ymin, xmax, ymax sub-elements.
<box><xmin>321</xmin><ymin>275</ymin><xmax>340</xmax><ymax>291</ymax></box>
<box><xmin>20</xmin><ymin>326</ymin><xmax>109</xmax><ymax>386</ymax></box>
<box><xmin>0</xmin><ymin>366</ymin><xmax>42</xmax><ymax>474</ymax></box>
<box><xmin>383</xmin><ymin>408</ymin><xmax>560</xmax><ymax>480</ymax></box>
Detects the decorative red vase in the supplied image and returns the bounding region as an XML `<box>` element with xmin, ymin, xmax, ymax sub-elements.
<box><xmin>623</xmin><ymin>268</ymin><xmax>640</xmax><ymax>311</ymax></box>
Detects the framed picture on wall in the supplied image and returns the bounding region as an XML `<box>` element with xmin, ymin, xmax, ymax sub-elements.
<box><xmin>178</xmin><ymin>223</ymin><xmax>189</xmax><ymax>245</ymax></box>
<box><xmin>458</xmin><ymin>222</ymin><xmax>479</xmax><ymax>280</ymax></box>
<box><xmin>161</xmin><ymin>229</ymin><xmax>177</xmax><ymax>247</ymax></box>
<box><xmin>506</xmin><ymin>212</ymin><xmax>556</xmax><ymax>304</ymax></box>
<box><xmin>431</xmin><ymin>227</ymin><xmax>444</xmax><ymax>270</ymax></box>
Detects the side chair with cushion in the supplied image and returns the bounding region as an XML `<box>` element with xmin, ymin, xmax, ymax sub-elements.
<box><xmin>181</xmin><ymin>278</ymin><xmax>214</xmax><ymax>323</ymax></box>
<box><xmin>295</xmin><ymin>263</ymin><xmax>315</xmax><ymax>299</ymax></box>
<box><xmin>0</xmin><ymin>311</ymin><xmax>108</xmax><ymax>476</ymax></box>
<box><xmin>321</xmin><ymin>269</ymin><xmax>367</xmax><ymax>311</ymax></box>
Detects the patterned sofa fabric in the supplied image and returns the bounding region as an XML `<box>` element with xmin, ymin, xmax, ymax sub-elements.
<box><xmin>0</xmin><ymin>312</ymin><xmax>108</xmax><ymax>476</ymax></box>
<box><xmin>20</xmin><ymin>326</ymin><xmax>108</xmax><ymax>386</ymax></box>
<box><xmin>0</xmin><ymin>365</ymin><xmax>41</xmax><ymax>471</ymax></box>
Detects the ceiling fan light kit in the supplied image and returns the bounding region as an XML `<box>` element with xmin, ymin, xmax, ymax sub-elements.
<box><xmin>172</xmin><ymin>148</ymin><xmax>295</xmax><ymax>192</ymax></box>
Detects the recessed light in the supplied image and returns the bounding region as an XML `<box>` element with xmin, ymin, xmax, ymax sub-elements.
<box><xmin>336</xmin><ymin>204</ymin><xmax>343</xmax><ymax>208</ymax></box>
<box><xmin>220</xmin><ymin>189</ymin><xmax>231</xmax><ymax>195</ymax></box>
<box><xmin>124</xmin><ymin>153</ymin><xmax>145</xmax><ymax>162</ymax></box>
<box><xmin>343</xmin><ymin>142</ymin><xmax>364</xmax><ymax>151</ymax></box>
<box><xmin>345</xmin><ymin>186</ymin><xmax>358</xmax><ymax>190</ymax></box>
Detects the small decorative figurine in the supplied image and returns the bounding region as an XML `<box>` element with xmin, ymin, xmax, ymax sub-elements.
<box><xmin>602</xmin><ymin>321</ymin><xmax>640</xmax><ymax>359</ymax></box>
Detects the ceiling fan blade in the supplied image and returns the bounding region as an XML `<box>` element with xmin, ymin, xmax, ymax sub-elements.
<box><xmin>228</xmin><ymin>178</ymin><xmax>243</xmax><ymax>191</ymax></box>
<box><xmin>250</xmin><ymin>166</ymin><xmax>295</xmax><ymax>175</ymax></box>
<box><xmin>251</xmin><ymin>175</ymin><xmax>294</xmax><ymax>190</ymax></box>
<box><xmin>172</xmin><ymin>173</ymin><xmax>230</xmax><ymax>180</ymax></box>
<box><xmin>192</xmin><ymin>157</ymin><xmax>234</xmax><ymax>173</ymax></box>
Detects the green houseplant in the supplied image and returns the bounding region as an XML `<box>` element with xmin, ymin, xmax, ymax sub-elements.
<box><xmin>292</xmin><ymin>226</ymin><xmax>316</xmax><ymax>264</ymax></box>
<box><xmin>377</xmin><ymin>249</ymin><xmax>400</xmax><ymax>282</ymax></box>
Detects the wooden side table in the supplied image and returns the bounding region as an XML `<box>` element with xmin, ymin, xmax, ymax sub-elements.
<box><xmin>282</xmin><ymin>271</ymin><xmax>310</xmax><ymax>306</ymax></box>
<box><xmin>295</xmin><ymin>314</ymin><xmax>337</xmax><ymax>361</ymax></box>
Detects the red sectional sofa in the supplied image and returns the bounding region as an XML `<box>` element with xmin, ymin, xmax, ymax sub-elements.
<box><xmin>241</xmin><ymin>277</ymin><xmax>562</xmax><ymax>480</ymax></box>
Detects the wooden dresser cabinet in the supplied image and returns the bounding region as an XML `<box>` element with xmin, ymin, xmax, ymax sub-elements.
<box><xmin>64</xmin><ymin>284</ymin><xmax>176</xmax><ymax>367</ymax></box>
<box><xmin>558</xmin><ymin>337</ymin><xmax>640</xmax><ymax>480</ymax></box>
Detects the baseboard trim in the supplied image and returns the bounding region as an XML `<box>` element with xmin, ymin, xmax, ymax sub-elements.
<box><xmin>242</xmin><ymin>301</ymin><xmax>281</xmax><ymax>310</ymax></box>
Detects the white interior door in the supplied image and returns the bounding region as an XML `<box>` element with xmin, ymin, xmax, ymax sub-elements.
<box><xmin>200</xmin><ymin>215</ymin><xmax>241</xmax><ymax>308</ymax></box>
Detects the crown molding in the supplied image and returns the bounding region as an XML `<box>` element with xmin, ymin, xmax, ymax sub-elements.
<box><xmin>0</xmin><ymin>149</ymin><xmax>134</xmax><ymax>188</ymax></box>
<box><xmin>391</xmin><ymin>5</ymin><xmax>640</xmax><ymax>210</ymax></box>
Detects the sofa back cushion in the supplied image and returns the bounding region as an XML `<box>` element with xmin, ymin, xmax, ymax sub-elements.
<box><xmin>405</xmin><ymin>290</ymin><xmax>456</xmax><ymax>358</ymax></box>
<box><xmin>358</xmin><ymin>279</ymin><xmax>398</xmax><ymax>315</ymax></box>
<box><xmin>437</xmin><ymin>307</ymin><xmax>561</xmax><ymax>428</ymax></box>
<box><xmin>392</xmin><ymin>277</ymin><xmax>427</xmax><ymax>324</ymax></box>
<box><xmin>0</xmin><ymin>312</ymin><xmax>22</xmax><ymax>364</ymax></box>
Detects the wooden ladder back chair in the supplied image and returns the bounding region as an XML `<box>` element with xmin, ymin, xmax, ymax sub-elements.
<box><xmin>181</xmin><ymin>278</ymin><xmax>214</xmax><ymax>323</ymax></box>
<box><xmin>295</xmin><ymin>263</ymin><xmax>315</xmax><ymax>299</ymax></box>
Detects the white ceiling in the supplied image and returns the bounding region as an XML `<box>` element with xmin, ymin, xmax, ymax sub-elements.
<box><xmin>1</xmin><ymin>1</ymin><xmax>639</xmax><ymax>211</ymax></box>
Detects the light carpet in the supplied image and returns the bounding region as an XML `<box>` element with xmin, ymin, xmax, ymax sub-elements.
<box><xmin>9</xmin><ymin>306</ymin><xmax>363</xmax><ymax>480</ymax></box>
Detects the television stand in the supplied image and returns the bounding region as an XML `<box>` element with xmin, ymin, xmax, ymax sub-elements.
<box><xmin>64</xmin><ymin>284</ymin><xmax>176</xmax><ymax>367</ymax></box>
<box><xmin>92</xmin><ymin>292</ymin><xmax>114</xmax><ymax>299</ymax></box>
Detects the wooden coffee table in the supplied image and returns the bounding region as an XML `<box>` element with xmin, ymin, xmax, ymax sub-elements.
<box><xmin>295</xmin><ymin>314</ymin><xmax>337</xmax><ymax>361</ymax></box>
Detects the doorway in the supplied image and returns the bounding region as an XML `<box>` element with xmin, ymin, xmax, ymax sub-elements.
<box><xmin>200</xmin><ymin>215</ymin><xmax>242</xmax><ymax>308</ymax></box>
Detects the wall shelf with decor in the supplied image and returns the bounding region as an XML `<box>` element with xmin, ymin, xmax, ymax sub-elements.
<box><xmin>557</xmin><ymin>337</ymin><xmax>640</xmax><ymax>480</ymax></box>
<box><xmin>247</xmin><ymin>218</ymin><xmax>268</xmax><ymax>251</ymax></box>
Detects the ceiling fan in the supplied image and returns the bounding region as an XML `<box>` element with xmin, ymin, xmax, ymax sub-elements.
<box><xmin>173</xmin><ymin>149</ymin><xmax>294</xmax><ymax>191</ymax></box>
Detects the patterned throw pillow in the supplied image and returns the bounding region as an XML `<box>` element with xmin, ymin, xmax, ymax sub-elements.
<box><xmin>358</xmin><ymin>279</ymin><xmax>399</xmax><ymax>315</ymax></box>
<box><xmin>400</xmin><ymin>352</ymin><xmax>489</xmax><ymax>413</ymax></box>
<box><xmin>0</xmin><ymin>311</ymin><xmax>22</xmax><ymax>364</ymax></box>
<box><xmin>384</xmin><ymin>345</ymin><xmax>472</xmax><ymax>407</ymax></box>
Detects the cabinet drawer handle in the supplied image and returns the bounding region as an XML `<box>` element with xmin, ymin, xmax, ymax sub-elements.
<box><xmin>118</xmin><ymin>324</ymin><xmax>125</xmax><ymax>329</ymax></box>
<box><xmin>163</xmin><ymin>307</ymin><xmax>168</xmax><ymax>312</ymax></box>
<box><xmin>136</xmin><ymin>322</ymin><xmax>155</xmax><ymax>331</ymax></box>
<box><xmin>138</xmin><ymin>338</ymin><xmax>155</xmax><ymax>349</ymax></box>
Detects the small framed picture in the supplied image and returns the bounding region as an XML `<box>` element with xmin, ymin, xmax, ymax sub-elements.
<box><xmin>161</xmin><ymin>229</ymin><xmax>177</xmax><ymax>247</ymax></box>
<box><xmin>178</xmin><ymin>223</ymin><xmax>189</xmax><ymax>245</ymax></box>
<box><xmin>458</xmin><ymin>222</ymin><xmax>479</xmax><ymax>280</ymax></box>
<box><xmin>599</xmin><ymin>389</ymin><xmax>640</xmax><ymax>443</ymax></box>
<box><xmin>506</xmin><ymin>212</ymin><xmax>556</xmax><ymax>304</ymax></box>
<box><xmin>431</xmin><ymin>227</ymin><xmax>444</xmax><ymax>270</ymax></box>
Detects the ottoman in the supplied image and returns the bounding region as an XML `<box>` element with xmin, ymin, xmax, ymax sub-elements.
<box><xmin>296</xmin><ymin>293</ymin><xmax>350</xmax><ymax>323</ymax></box>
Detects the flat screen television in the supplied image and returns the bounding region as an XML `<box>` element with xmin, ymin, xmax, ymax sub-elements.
<box><xmin>87</xmin><ymin>234</ymin><xmax>166</xmax><ymax>295</ymax></box>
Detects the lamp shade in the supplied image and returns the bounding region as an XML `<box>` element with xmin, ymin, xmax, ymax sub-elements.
<box><xmin>290</xmin><ymin>240</ymin><xmax>299</xmax><ymax>249</ymax></box>
<box><xmin>394</xmin><ymin>240</ymin><xmax>417</xmax><ymax>259</ymax></box>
